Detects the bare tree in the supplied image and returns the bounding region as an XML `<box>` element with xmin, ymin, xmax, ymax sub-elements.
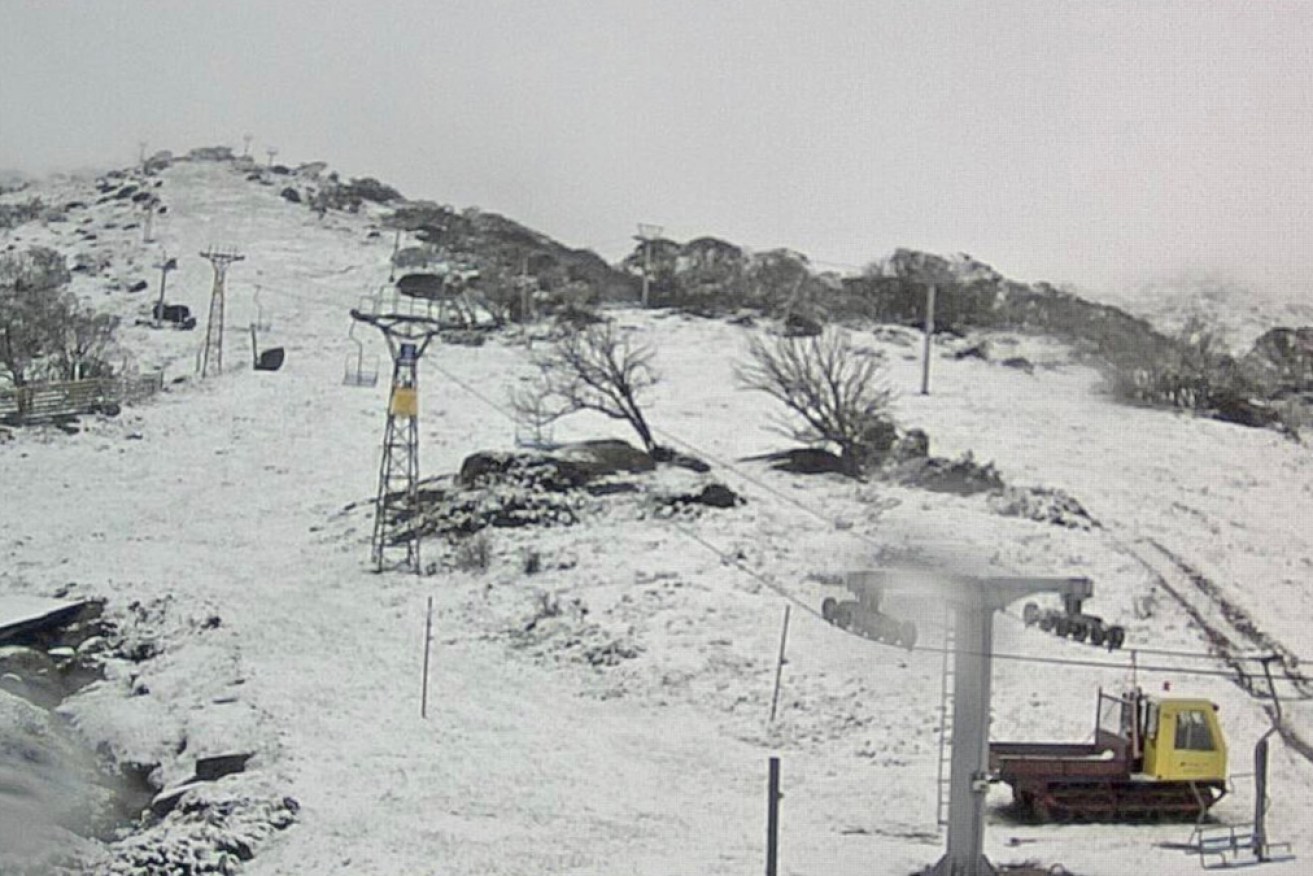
<box><xmin>737</xmin><ymin>329</ymin><xmax>896</xmax><ymax>476</ymax></box>
<box><xmin>56</xmin><ymin>308</ymin><xmax>120</xmax><ymax>381</ymax></box>
<box><xmin>511</xmin><ymin>320</ymin><xmax>659</xmax><ymax>453</ymax></box>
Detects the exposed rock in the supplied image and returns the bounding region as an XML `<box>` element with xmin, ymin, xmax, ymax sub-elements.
<box><xmin>583</xmin><ymin>640</ymin><xmax>642</xmax><ymax>666</ymax></box>
<box><xmin>0</xmin><ymin>597</ymin><xmax>95</xmax><ymax>648</ymax></box>
<box><xmin>1002</xmin><ymin>356</ymin><xmax>1035</xmax><ymax>374</ymax></box>
<box><xmin>551</xmin><ymin>440</ymin><xmax>655</xmax><ymax>478</ymax></box>
<box><xmin>344</xmin><ymin>176</ymin><xmax>402</xmax><ymax>203</ymax></box>
<box><xmin>662</xmin><ymin>450</ymin><xmax>711</xmax><ymax>473</ymax></box>
<box><xmin>748</xmin><ymin>447</ymin><xmax>847</xmax><ymax>475</ymax></box>
<box><xmin>193</xmin><ymin>753</ymin><xmax>254</xmax><ymax>783</ymax></box>
<box><xmin>891</xmin><ymin>451</ymin><xmax>1003</xmax><ymax>495</ymax></box>
<box><xmin>891</xmin><ymin>428</ymin><xmax>930</xmax><ymax>461</ymax></box>
<box><xmin>143</xmin><ymin>151</ymin><xmax>173</xmax><ymax>174</ymax></box>
<box><xmin>459</xmin><ymin>440</ymin><xmax>655</xmax><ymax>491</ymax></box>
<box><xmin>989</xmin><ymin>486</ymin><xmax>1098</xmax><ymax>529</ymax></box>
<box><xmin>1245</xmin><ymin>326</ymin><xmax>1313</xmax><ymax>392</ymax></box>
<box><xmin>115</xmin><ymin>788</ymin><xmax>299</xmax><ymax>874</ymax></box>
<box><xmin>388</xmin><ymin>201</ymin><xmax>638</xmax><ymax>304</ymax></box>
<box><xmin>668</xmin><ymin>483</ymin><xmax>741</xmax><ymax>509</ymax></box>
<box><xmin>954</xmin><ymin>340</ymin><xmax>989</xmax><ymax>360</ymax></box>
<box><xmin>187</xmin><ymin>146</ymin><xmax>235</xmax><ymax>162</ymax></box>
<box><xmin>1212</xmin><ymin>396</ymin><xmax>1280</xmax><ymax>429</ymax></box>
<box><xmin>783</xmin><ymin>311</ymin><xmax>823</xmax><ymax>337</ymax></box>
<box><xmin>279</xmin><ymin>187</ymin><xmax>301</xmax><ymax>204</ymax></box>
<box><xmin>0</xmin><ymin>646</ymin><xmax>63</xmax><ymax>707</ymax></box>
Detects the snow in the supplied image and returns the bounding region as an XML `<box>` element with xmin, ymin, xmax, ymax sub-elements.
<box><xmin>2</xmin><ymin>159</ymin><xmax>1312</xmax><ymax>874</ymax></box>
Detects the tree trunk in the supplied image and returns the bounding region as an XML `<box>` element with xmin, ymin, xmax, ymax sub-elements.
<box><xmin>631</xmin><ymin>411</ymin><xmax>656</xmax><ymax>455</ymax></box>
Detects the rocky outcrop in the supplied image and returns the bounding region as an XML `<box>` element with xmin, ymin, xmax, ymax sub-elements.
<box><xmin>617</xmin><ymin>239</ymin><xmax>836</xmax><ymax>314</ymax></box>
<box><xmin>186</xmin><ymin>146</ymin><xmax>234</xmax><ymax>162</ymax></box>
<box><xmin>385</xmin><ymin>202</ymin><xmax>638</xmax><ymax>306</ymax></box>
<box><xmin>1245</xmin><ymin>326</ymin><xmax>1313</xmax><ymax>395</ymax></box>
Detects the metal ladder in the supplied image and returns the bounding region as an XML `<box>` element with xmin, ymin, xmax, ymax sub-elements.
<box><xmin>935</xmin><ymin>607</ymin><xmax>956</xmax><ymax>831</ymax></box>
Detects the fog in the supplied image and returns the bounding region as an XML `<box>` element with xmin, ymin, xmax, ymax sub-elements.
<box><xmin>3</xmin><ymin>1</ymin><xmax>1311</xmax><ymax>298</ymax></box>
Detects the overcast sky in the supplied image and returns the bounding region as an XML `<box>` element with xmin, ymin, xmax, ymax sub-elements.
<box><xmin>2</xmin><ymin>1</ymin><xmax>1311</xmax><ymax>296</ymax></box>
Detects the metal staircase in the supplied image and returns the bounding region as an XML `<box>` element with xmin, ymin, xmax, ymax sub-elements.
<box><xmin>936</xmin><ymin>607</ymin><xmax>956</xmax><ymax>831</ymax></box>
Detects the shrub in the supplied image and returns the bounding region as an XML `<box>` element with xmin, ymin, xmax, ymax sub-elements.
<box><xmin>452</xmin><ymin>532</ymin><xmax>493</xmax><ymax>572</ymax></box>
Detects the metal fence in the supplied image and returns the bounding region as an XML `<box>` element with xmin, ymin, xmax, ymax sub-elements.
<box><xmin>0</xmin><ymin>373</ymin><xmax>165</xmax><ymax>422</ymax></box>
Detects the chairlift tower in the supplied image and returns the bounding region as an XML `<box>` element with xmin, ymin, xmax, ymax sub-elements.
<box><xmin>848</xmin><ymin>571</ymin><xmax>1095</xmax><ymax>876</ymax></box>
<box><xmin>634</xmin><ymin>223</ymin><xmax>663</xmax><ymax>308</ymax></box>
<box><xmin>198</xmin><ymin>247</ymin><xmax>245</xmax><ymax>377</ymax></box>
<box><xmin>350</xmin><ymin>273</ymin><xmax>496</xmax><ymax>573</ymax></box>
<box><xmin>928</xmin><ymin>574</ymin><xmax>1095</xmax><ymax>876</ymax></box>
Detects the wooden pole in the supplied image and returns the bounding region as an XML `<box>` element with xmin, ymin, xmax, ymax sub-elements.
<box><xmin>769</xmin><ymin>605</ymin><xmax>791</xmax><ymax>724</ymax></box>
<box><xmin>921</xmin><ymin>284</ymin><xmax>936</xmax><ymax>396</ymax></box>
<box><xmin>421</xmin><ymin>596</ymin><xmax>433</xmax><ymax>719</ymax></box>
<box><xmin>766</xmin><ymin>756</ymin><xmax>781</xmax><ymax>876</ymax></box>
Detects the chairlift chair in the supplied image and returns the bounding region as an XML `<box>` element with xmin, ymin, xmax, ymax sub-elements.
<box><xmin>249</xmin><ymin>323</ymin><xmax>285</xmax><ymax>371</ymax></box>
<box><xmin>514</xmin><ymin>421</ymin><xmax>557</xmax><ymax>450</ymax></box>
<box><xmin>343</xmin><ymin>320</ymin><xmax>380</xmax><ymax>387</ymax></box>
<box><xmin>357</xmin><ymin>291</ymin><xmax>382</xmax><ymax>317</ymax></box>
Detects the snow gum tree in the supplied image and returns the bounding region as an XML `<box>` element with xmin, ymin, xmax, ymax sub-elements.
<box><xmin>737</xmin><ymin>328</ymin><xmax>897</xmax><ymax>476</ymax></box>
<box><xmin>511</xmin><ymin>320</ymin><xmax>659</xmax><ymax>454</ymax></box>
<box><xmin>0</xmin><ymin>246</ymin><xmax>119</xmax><ymax>391</ymax></box>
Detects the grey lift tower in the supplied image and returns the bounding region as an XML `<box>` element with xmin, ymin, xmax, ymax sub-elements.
<box><xmin>198</xmin><ymin>247</ymin><xmax>245</xmax><ymax>377</ymax></box>
<box><xmin>828</xmin><ymin>571</ymin><xmax>1095</xmax><ymax>875</ymax></box>
<box><xmin>929</xmin><ymin>574</ymin><xmax>1096</xmax><ymax>876</ymax></box>
<box><xmin>350</xmin><ymin>273</ymin><xmax>494</xmax><ymax>573</ymax></box>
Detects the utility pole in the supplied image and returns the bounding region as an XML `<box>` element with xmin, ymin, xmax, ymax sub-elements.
<box><xmin>138</xmin><ymin>140</ymin><xmax>148</xmax><ymax>169</ymax></box>
<box><xmin>635</xmin><ymin>223</ymin><xmax>663</xmax><ymax>308</ymax></box>
<box><xmin>198</xmin><ymin>248</ymin><xmax>245</xmax><ymax>377</ymax></box>
<box><xmin>242</xmin><ymin>133</ymin><xmax>253</xmax><ymax>158</ymax></box>
<box><xmin>921</xmin><ymin>284</ymin><xmax>936</xmax><ymax>395</ymax></box>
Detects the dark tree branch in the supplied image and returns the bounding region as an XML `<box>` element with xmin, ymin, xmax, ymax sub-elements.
<box><xmin>737</xmin><ymin>329</ymin><xmax>896</xmax><ymax>476</ymax></box>
<box><xmin>510</xmin><ymin>320</ymin><xmax>660</xmax><ymax>453</ymax></box>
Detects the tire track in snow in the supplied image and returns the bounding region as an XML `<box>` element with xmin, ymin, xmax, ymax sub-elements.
<box><xmin>1121</xmin><ymin>536</ymin><xmax>1313</xmax><ymax>765</ymax></box>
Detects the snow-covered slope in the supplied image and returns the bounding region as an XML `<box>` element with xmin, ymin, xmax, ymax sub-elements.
<box><xmin>2</xmin><ymin>160</ymin><xmax>1311</xmax><ymax>875</ymax></box>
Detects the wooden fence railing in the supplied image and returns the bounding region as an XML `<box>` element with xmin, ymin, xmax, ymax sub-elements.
<box><xmin>0</xmin><ymin>373</ymin><xmax>165</xmax><ymax>423</ymax></box>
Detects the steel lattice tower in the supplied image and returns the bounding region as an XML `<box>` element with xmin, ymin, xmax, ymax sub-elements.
<box><xmin>198</xmin><ymin>248</ymin><xmax>245</xmax><ymax>377</ymax></box>
<box><xmin>372</xmin><ymin>340</ymin><xmax>425</xmax><ymax>571</ymax></box>
<box><xmin>350</xmin><ymin>272</ymin><xmax>496</xmax><ymax>573</ymax></box>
